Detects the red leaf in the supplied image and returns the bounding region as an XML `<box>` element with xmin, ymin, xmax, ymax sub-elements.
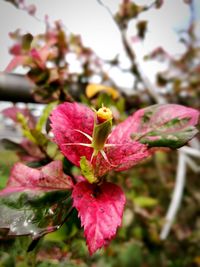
<box><xmin>50</xmin><ymin>102</ymin><xmax>94</xmax><ymax>166</ymax></box>
<box><xmin>72</xmin><ymin>181</ymin><xmax>126</xmax><ymax>254</ymax></box>
<box><xmin>0</xmin><ymin>160</ymin><xmax>73</xmax><ymax>195</ymax></box>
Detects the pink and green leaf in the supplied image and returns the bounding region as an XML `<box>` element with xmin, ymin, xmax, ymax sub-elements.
<box><xmin>1</xmin><ymin>160</ymin><xmax>73</xmax><ymax>191</ymax></box>
<box><xmin>130</xmin><ymin>104</ymin><xmax>199</xmax><ymax>148</ymax></box>
<box><xmin>0</xmin><ymin>161</ymin><xmax>73</xmax><ymax>239</ymax></box>
<box><xmin>0</xmin><ymin>189</ymin><xmax>72</xmax><ymax>239</ymax></box>
<box><xmin>72</xmin><ymin>181</ymin><xmax>126</xmax><ymax>255</ymax></box>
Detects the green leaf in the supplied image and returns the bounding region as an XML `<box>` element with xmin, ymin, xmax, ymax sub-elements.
<box><xmin>17</xmin><ymin>113</ymin><xmax>36</xmax><ymax>143</ymax></box>
<box><xmin>0</xmin><ymin>190</ymin><xmax>72</xmax><ymax>239</ymax></box>
<box><xmin>36</xmin><ymin>102</ymin><xmax>58</xmax><ymax>132</ymax></box>
<box><xmin>80</xmin><ymin>156</ymin><xmax>97</xmax><ymax>183</ymax></box>
<box><xmin>139</xmin><ymin>127</ymin><xmax>198</xmax><ymax>149</ymax></box>
<box><xmin>17</xmin><ymin>112</ymin><xmax>49</xmax><ymax>148</ymax></box>
<box><xmin>134</xmin><ymin>196</ymin><xmax>158</xmax><ymax>208</ymax></box>
<box><xmin>30</xmin><ymin>129</ymin><xmax>49</xmax><ymax>148</ymax></box>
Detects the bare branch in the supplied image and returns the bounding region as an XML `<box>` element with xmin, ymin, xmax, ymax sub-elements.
<box><xmin>160</xmin><ymin>151</ymin><xmax>187</xmax><ymax>240</ymax></box>
<box><xmin>122</xmin><ymin>33</ymin><xmax>167</xmax><ymax>103</ymax></box>
<box><xmin>96</xmin><ymin>0</ymin><xmax>114</xmax><ymax>18</ymax></box>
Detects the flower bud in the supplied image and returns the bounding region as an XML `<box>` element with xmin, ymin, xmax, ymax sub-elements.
<box><xmin>92</xmin><ymin>106</ymin><xmax>113</xmax><ymax>151</ymax></box>
<box><xmin>96</xmin><ymin>107</ymin><xmax>113</xmax><ymax>124</ymax></box>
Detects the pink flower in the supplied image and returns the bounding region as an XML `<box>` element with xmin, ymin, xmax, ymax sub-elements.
<box><xmin>50</xmin><ymin>102</ymin><xmax>152</xmax><ymax>253</ymax></box>
<box><xmin>50</xmin><ymin>102</ymin><xmax>150</xmax><ymax>178</ymax></box>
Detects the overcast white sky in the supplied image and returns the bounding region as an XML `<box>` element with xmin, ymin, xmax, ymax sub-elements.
<box><xmin>0</xmin><ymin>0</ymin><xmax>199</xmax><ymax>86</ymax></box>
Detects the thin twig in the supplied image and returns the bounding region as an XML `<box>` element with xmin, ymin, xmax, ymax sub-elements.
<box><xmin>122</xmin><ymin>33</ymin><xmax>167</xmax><ymax>104</ymax></box>
<box><xmin>160</xmin><ymin>151</ymin><xmax>187</xmax><ymax>240</ymax></box>
<box><xmin>96</xmin><ymin>0</ymin><xmax>113</xmax><ymax>18</ymax></box>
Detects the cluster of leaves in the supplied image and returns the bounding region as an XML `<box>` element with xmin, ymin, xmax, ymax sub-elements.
<box><xmin>0</xmin><ymin>101</ymin><xmax>199</xmax><ymax>257</ymax></box>
<box><xmin>1</xmin><ymin>0</ymin><xmax>200</xmax><ymax>266</ymax></box>
<box><xmin>6</xmin><ymin>21</ymin><xmax>106</xmax><ymax>103</ymax></box>
<box><xmin>3</xmin><ymin>0</ymin><xmax>170</xmax><ymax>106</ymax></box>
<box><xmin>4</xmin><ymin>0</ymin><xmax>200</xmax><ymax>107</ymax></box>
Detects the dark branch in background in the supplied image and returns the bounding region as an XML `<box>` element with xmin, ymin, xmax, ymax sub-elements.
<box><xmin>3</xmin><ymin>0</ymin><xmax>73</xmax><ymax>45</ymax></box>
<box><xmin>3</xmin><ymin>0</ymin><xmax>43</xmax><ymax>24</ymax></box>
<box><xmin>0</xmin><ymin>73</ymin><xmax>35</xmax><ymax>103</ymax></box>
<box><xmin>4</xmin><ymin>0</ymin><xmax>19</xmax><ymax>8</ymax></box>
<box><xmin>189</xmin><ymin>0</ymin><xmax>196</xmax><ymax>25</ymax></box>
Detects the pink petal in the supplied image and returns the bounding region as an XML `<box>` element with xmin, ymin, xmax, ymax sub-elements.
<box><xmin>0</xmin><ymin>160</ymin><xmax>73</xmax><ymax>195</ymax></box>
<box><xmin>107</xmin><ymin>141</ymin><xmax>150</xmax><ymax>171</ymax></box>
<box><xmin>92</xmin><ymin>113</ymin><xmax>151</xmax><ymax>176</ymax></box>
<box><xmin>108</xmin><ymin>115</ymin><xmax>140</xmax><ymax>145</ymax></box>
<box><xmin>94</xmin><ymin>142</ymin><xmax>150</xmax><ymax>177</ymax></box>
<box><xmin>72</xmin><ymin>181</ymin><xmax>126</xmax><ymax>255</ymax></box>
<box><xmin>50</xmin><ymin>102</ymin><xmax>94</xmax><ymax>166</ymax></box>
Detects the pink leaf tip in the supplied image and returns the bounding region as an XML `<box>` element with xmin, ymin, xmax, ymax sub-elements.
<box><xmin>72</xmin><ymin>181</ymin><xmax>126</xmax><ymax>255</ymax></box>
<box><xmin>0</xmin><ymin>160</ymin><xmax>73</xmax><ymax>195</ymax></box>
